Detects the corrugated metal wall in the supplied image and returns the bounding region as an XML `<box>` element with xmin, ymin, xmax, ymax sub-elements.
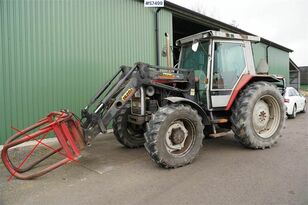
<box><xmin>300</xmin><ymin>67</ymin><xmax>308</xmax><ymax>85</ymax></box>
<box><xmin>0</xmin><ymin>0</ymin><xmax>173</xmax><ymax>144</ymax></box>
<box><xmin>252</xmin><ymin>43</ymin><xmax>290</xmax><ymax>84</ymax></box>
<box><xmin>289</xmin><ymin>71</ymin><xmax>299</xmax><ymax>90</ymax></box>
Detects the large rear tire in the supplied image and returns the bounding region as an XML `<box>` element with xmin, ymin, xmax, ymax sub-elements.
<box><xmin>113</xmin><ymin>104</ymin><xmax>145</xmax><ymax>148</ymax></box>
<box><xmin>231</xmin><ymin>81</ymin><xmax>285</xmax><ymax>149</ymax></box>
<box><xmin>144</xmin><ymin>104</ymin><xmax>204</xmax><ymax>168</ymax></box>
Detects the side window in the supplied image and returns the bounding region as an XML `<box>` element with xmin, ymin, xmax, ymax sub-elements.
<box><xmin>212</xmin><ymin>42</ymin><xmax>246</xmax><ymax>89</ymax></box>
<box><xmin>293</xmin><ymin>89</ymin><xmax>299</xmax><ymax>96</ymax></box>
<box><xmin>286</xmin><ymin>90</ymin><xmax>291</xmax><ymax>96</ymax></box>
<box><xmin>289</xmin><ymin>89</ymin><xmax>296</xmax><ymax>96</ymax></box>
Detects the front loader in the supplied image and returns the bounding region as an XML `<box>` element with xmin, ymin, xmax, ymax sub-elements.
<box><xmin>2</xmin><ymin>30</ymin><xmax>285</xmax><ymax>179</ymax></box>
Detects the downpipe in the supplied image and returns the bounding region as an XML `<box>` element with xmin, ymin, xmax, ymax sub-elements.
<box><xmin>155</xmin><ymin>8</ymin><xmax>162</xmax><ymax>66</ymax></box>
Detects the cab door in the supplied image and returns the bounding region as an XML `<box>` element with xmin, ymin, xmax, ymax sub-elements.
<box><xmin>209</xmin><ymin>41</ymin><xmax>247</xmax><ymax>108</ymax></box>
<box><xmin>180</xmin><ymin>41</ymin><xmax>210</xmax><ymax>105</ymax></box>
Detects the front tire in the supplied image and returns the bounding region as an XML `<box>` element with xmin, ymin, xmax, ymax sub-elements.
<box><xmin>144</xmin><ymin>104</ymin><xmax>204</xmax><ymax>168</ymax></box>
<box><xmin>231</xmin><ymin>81</ymin><xmax>285</xmax><ymax>149</ymax></box>
<box><xmin>113</xmin><ymin>104</ymin><xmax>145</xmax><ymax>148</ymax></box>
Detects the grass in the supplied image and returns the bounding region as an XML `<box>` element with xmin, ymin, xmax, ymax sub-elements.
<box><xmin>300</xmin><ymin>84</ymin><xmax>308</xmax><ymax>97</ymax></box>
<box><xmin>301</xmin><ymin>84</ymin><xmax>308</xmax><ymax>91</ymax></box>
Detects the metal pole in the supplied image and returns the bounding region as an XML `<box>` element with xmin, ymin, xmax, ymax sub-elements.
<box><xmin>165</xmin><ymin>32</ymin><xmax>171</xmax><ymax>68</ymax></box>
<box><xmin>140</xmin><ymin>87</ymin><xmax>145</xmax><ymax>116</ymax></box>
<box><xmin>155</xmin><ymin>8</ymin><xmax>162</xmax><ymax>66</ymax></box>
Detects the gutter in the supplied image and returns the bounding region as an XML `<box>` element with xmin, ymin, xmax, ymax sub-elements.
<box><xmin>266</xmin><ymin>44</ymin><xmax>271</xmax><ymax>64</ymax></box>
<box><xmin>155</xmin><ymin>8</ymin><xmax>162</xmax><ymax>66</ymax></box>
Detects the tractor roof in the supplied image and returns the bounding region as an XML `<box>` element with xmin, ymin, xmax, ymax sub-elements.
<box><xmin>176</xmin><ymin>30</ymin><xmax>261</xmax><ymax>46</ymax></box>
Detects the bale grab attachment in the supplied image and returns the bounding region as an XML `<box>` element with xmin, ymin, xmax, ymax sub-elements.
<box><xmin>1</xmin><ymin>111</ymin><xmax>85</xmax><ymax>180</ymax></box>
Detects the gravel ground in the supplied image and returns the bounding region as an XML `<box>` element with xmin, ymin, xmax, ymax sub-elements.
<box><xmin>0</xmin><ymin>110</ymin><xmax>307</xmax><ymax>205</ymax></box>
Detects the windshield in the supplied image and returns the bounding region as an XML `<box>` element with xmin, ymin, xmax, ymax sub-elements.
<box><xmin>179</xmin><ymin>41</ymin><xmax>209</xmax><ymax>104</ymax></box>
<box><xmin>180</xmin><ymin>41</ymin><xmax>209</xmax><ymax>74</ymax></box>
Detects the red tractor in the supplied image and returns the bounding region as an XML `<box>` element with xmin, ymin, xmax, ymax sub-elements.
<box><xmin>81</xmin><ymin>30</ymin><xmax>285</xmax><ymax>168</ymax></box>
<box><xmin>2</xmin><ymin>31</ymin><xmax>286</xmax><ymax>179</ymax></box>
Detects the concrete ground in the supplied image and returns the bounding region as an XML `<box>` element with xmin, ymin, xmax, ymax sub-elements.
<box><xmin>0</xmin><ymin>112</ymin><xmax>307</xmax><ymax>205</ymax></box>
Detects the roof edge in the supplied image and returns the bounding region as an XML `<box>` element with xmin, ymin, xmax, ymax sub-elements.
<box><xmin>290</xmin><ymin>59</ymin><xmax>300</xmax><ymax>71</ymax></box>
<box><xmin>136</xmin><ymin>0</ymin><xmax>293</xmax><ymax>52</ymax></box>
<box><xmin>164</xmin><ymin>1</ymin><xmax>293</xmax><ymax>52</ymax></box>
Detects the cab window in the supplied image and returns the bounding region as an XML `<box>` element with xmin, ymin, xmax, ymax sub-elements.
<box><xmin>180</xmin><ymin>41</ymin><xmax>210</xmax><ymax>103</ymax></box>
<box><xmin>212</xmin><ymin>42</ymin><xmax>246</xmax><ymax>89</ymax></box>
<box><xmin>180</xmin><ymin>41</ymin><xmax>209</xmax><ymax>74</ymax></box>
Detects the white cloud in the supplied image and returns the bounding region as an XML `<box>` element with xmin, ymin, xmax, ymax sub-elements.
<box><xmin>169</xmin><ymin>0</ymin><xmax>308</xmax><ymax>66</ymax></box>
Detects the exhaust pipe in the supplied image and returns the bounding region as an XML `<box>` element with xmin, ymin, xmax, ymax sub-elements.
<box><xmin>165</xmin><ymin>32</ymin><xmax>171</xmax><ymax>68</ymax></box>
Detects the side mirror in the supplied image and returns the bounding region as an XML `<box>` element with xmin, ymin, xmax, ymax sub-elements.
<box><xmin>192</xmin><ymin>40</ymin><xmax>199</xmax><ymax>52</ymax></box>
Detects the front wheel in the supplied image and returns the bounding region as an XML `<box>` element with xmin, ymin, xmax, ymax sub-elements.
<box><xmin>113</xmin><ymin>104</ymin><xmax>145</xmax><ymax>148</ymax></box>
<box><xmin>144</xmin><ymin>104</ymin><xmax>204</xmax><ymax>168</ymax></box>
<box><xmin>231</xmin><ymin>81</ymin><xmax>285</xmax><ymax>149</ymax></box>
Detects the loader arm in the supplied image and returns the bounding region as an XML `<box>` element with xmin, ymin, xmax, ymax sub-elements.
<box><xmin>80</xmin><ymin>62</ymin><xmax>194</xmax><ymax>145</ymax></box>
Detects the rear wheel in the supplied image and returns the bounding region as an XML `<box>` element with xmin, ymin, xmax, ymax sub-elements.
<box><xmin>289</xmin><ymin>104</ymin><xmax>297</xmax><ymax>119</ymax></box>
<box><xmin>231</xmin><ymin>81</ymin><xmax>285</xmax><ymax>149</ymax></box>
<box><xmin>301</xmin><ymin>103</ymin><xmax>306</xmax><ymax>113</ymax></box>
<box><xmin>113</xmin><ymin>104</ymin><xmax>145</xmax><ymax>148</ymax></box>
<box><xmin>144</xmin><ymin>104</ymin><xmax>204</xmax><ymax>168</ymax></box>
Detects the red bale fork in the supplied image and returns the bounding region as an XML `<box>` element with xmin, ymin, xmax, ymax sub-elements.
<box><xmin>1</xmin><ymin>111</ymin><xmax>85</xmax><ymax>180</ymax></box>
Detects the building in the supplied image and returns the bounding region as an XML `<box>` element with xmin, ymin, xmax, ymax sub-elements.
<box><xmin>299</xmin><ymin>66</ymin><xmax>308</xmax><ymax>90</ymax></box>
<box><xmin>289</xmin><ymin>59</ymin><xmax>300</xmax><ymax>90</ymax></box>
<box><xmin>0</xmin><ymin>0</ymin><xmax>293</xmax><ymax>144</ymax></box>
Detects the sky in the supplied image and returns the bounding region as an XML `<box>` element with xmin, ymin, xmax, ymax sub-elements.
<box><xmin>169</xmin><ymin>0</ymin><xmax>308</xmax><ymax>66</ymax></box>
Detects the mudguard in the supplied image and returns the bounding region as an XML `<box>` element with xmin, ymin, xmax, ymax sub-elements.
<box><xmin>225</xmin><ymin>74</ymin><xmax>282</xmax><ymax>111</ymax></box>
<box><xmin>165</xmin><ymin>97</ymin><xmax>211</xmax><ymax>125</ymax></box>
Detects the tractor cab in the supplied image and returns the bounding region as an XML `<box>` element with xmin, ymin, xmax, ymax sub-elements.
<box><xmin>176</xmin><ymin>30</ymin><xmax>261</xmax><ymax>110</ymax></box>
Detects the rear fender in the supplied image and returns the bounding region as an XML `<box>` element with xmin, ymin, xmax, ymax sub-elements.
<box><xmin>165</xmin><ymin>97</ymin><xmax>211</xmax><ymax>125</ymax></box>
<box><xmin>225</xmin><ymin>74</ymin><xmax>281</xmax><ymax>110</ymax></box>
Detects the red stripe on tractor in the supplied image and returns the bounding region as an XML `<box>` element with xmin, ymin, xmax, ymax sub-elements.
<box><xmin>225</xmin><ymin>74</ymin><xmax>253</xmax><ymax>110</ymax></box>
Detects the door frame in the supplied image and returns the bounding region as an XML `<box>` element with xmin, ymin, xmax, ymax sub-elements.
<box><xmin>208</xmin><ymin>39</ymin><xmax>248</xmax><ymax>110</ymax></box>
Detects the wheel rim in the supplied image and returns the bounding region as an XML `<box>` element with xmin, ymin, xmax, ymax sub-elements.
<box><xmin>252</xmin><ymin>95</ymin><xmax>281</xmax><ymax>139</ymax></box>
<box><xmin>165</xmin><ymin>119</ymin><xmax>196</xmax><ymax>156</ymax></box>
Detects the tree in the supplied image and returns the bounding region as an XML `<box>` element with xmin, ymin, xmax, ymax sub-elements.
<box><xmin>190</xmin><ymin>3</ymin><xmax>221</xmax><ymax>20</ymax></box>
<box><xmin>190</xmin><ymin>2</ymin><xmax>207</xmax><ymax>16</ymax></box>
<box><xmin>230</xmin><ymin>20</ymin><xmax>239</xmax><ymax>28</ymax></box>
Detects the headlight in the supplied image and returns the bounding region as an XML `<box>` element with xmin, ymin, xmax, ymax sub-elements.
<box><xmin>146</xmin><ymin>86</ymin><xmax>155</xmax><ymax>97</ymax></box>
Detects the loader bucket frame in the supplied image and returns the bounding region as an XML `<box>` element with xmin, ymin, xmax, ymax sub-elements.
<box><xmin>1</xmin><ymin>111</ymin><xmax>85</xmax><ymax>180</ymax></box>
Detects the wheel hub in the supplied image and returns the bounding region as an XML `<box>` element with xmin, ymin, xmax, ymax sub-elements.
<box><xmin>170</xmin><ymin>128</ymin><xmax>185</xmax><ymax>144</ymax></box>
<box><xmin>166</xmin><ymin>121</ymin><xmax>188</xmax><ymax>152</ymax></box>
<box><xmin>253</xmin><ymin>100</ymin><xmax>270</xmax><ymax>133</ymax></box>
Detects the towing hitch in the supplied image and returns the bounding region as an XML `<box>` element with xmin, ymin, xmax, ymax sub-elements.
<box><xmin>1</xmin><ymin>111</ymin><xmax>85</xmax><ymax>180</ymax></box>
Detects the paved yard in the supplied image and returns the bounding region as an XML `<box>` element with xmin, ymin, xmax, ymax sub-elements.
<box><xmin>0</xmin><ymin>112</ymin><xmax>307</xmax><ymax>205</ymax></box>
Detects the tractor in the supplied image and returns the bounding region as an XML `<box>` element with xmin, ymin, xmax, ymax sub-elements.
<box><xmin>81</xmin><ymin>30</ymin><xmax>285</xmax><ymax>168</ymax></box>
<box><xmin>2</xmin><ymin>31</ymin><xmax>286</xmax><ymax>179</ymax></box>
